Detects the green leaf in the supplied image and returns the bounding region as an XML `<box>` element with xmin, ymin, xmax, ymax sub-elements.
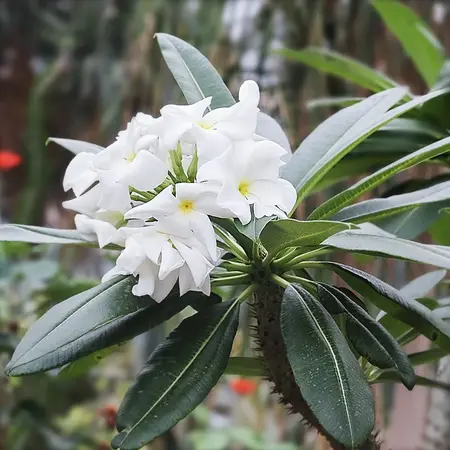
<box><xmin>375</xmin><ymin>201</ymin><xmax>450</xmax><ymax>240</ymax></box>
<box><xmin>374</xmin><ymin>373</ymin><xmax>450</xmax><ymax>392</ymax></box>
<box><xmin>156</xmin><ymin>33</ymin><xmax>234</xmax><ymax>110</ymax></box>
<box><xmin>430</xmin><ymin>208</ymin><xmax>450</xmax><ymax>245</ymax></box>
<box><xmin>276</xmin><ymin>47</ymin><xmax>399</xmax><ymax>93</ymax></box>
<box><xmin>0</xmin><ymin>225</ymin><xmax>88</xmax><ymax>245</ymax></box>
<box><xmin>47</xmin><ymin>138</ymin><xmax>103</xmax><ymax>155</ymax></box>
<box><xmin>282</xmin><ymin>88</ymin><xmax>409</xmax><ymax>208</ymax></box>
<box><xmin>224</xmin><ymin>357</ymin><xmax>266</xmax><ymax>376</ymax></box>
<box><xmin>307</xmin><ymin>97</ymin><xmax>365</xmax><ymax>110</ymax></box>
<box><xmin>6</xmin><ymin>277</ymin><xmax>214</xmax><ymax>375</ymax></box>
<box><xmin>112</xmin><ymin>299</ymin><xmax>239</xmax><ymax>449</ymax></box>
<box><xmin>235</xmin><ymin>216</ymin><xmax>276</xmax><ymax>241</ymax></box>
<box><xmin>313</xmin><ymin>154</ymin><xmax>399</xmax><ymax>192</ymax></box>
<box><xmin>281</xmin><ymin>284</ymin><xmax>374</xmax><ymax>447</ymax></box>
<box><xmin>260</xmin><ymin>219</ymin><xmax>352</xmax><ymax>259</ymax></box>
<box><xmin>57</xmin><ymin>345</ymin><xmax>120</xmax><ymax>379</ymax></box>
<box><xmin>322</xmin><ymin>223</ymin><xmax>450</xmax><ymax>270</ymax></box>
<box><xmin>408</xmin><ymin>348</ymin><xmax>450</xmax><ymax>367</ymax></box>
<box><xmin>372</xmin><ymin>0</ymin><xmax>444</xmax><ymax>87</ymax></box>
<box><xmin>309</xmin><ymin>136</ymin><xmax>450</xmax><ymax>220</ymax></box>
<box><xmin>332</xmin><ymin>180</ymin><xmax>450</xmax><ymax>223</ymax></box>
<box><xmin>304</xmin><ymin>262</ymin><xmax>450</xmax><ymax>350</ymax></box>
<box><xmin>319</xmin><ymin>285</ymin><xmax>415</xmax><ymax>389</ymax></box>
<box><xmin>400</xmin><ymin>270</ymin><xmax>446</xmax><ymax>299</ymax></box>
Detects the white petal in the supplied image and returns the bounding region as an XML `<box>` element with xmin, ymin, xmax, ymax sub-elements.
<box><xmin>238</xmin><ymin>80</ymin><xmax>260</xmax><ymax>105</ymax></box>
<box><xmin>97</xmin><ymin>182</ymin><xmax>131</xmax><ymax>213</ymax></box>
<box><xmin>197</xmin><ymin>147</ymin><xmax>233</xmax><ymax>183</ymax></box>
<box><xmin>276</xmin><ymin>178</ymin><xmax>297</xmax><ymax>213</ymax></box>
<box><xmin>253</xmin><ymin>202</ymin><xmax>285</xmax><ymax>220</ymax></box>
<box><xmin>159</xmin><ymin>241</ymin><xmax>184</xmax><ymax>279</ymax></box>
<box><xmin>119</xmin><ymin>151</ymin><xmax>168</xmax><ymax>191</ymax></box>
<box><xmin>193</xmin><ymin>126</ymin><xmax>232</xmax><ymax>164</ymax></box>
<box><xmin>152</xmin><ymin>270</ymin><xmax>178</xmax><ymax>302</ymax></box>
<box><xmin>217</xmin><ymin>180</ymin><xmax>251</xmax><ymax>225</ymax></box>
<box><xmin>74</xmin><ymin>214</ymin><xmax>119</xmax><ymax>248</ymax></box>
<box><xmin>161</xmin><ymin>97</ymin><xmax>211</xmax><ymax>121</ymax></box>
<box><xmin>132</xmin><ymin>259</ymin><xmax>158</xmax><ymax>297</ymax></box>
<box><xmin>63</xmin><ymin>152</ymin><xmax>98</xmax><ymax>195</ymax></box>
<box><xmin>140</xmin><ymin>231</ymin><xmax>168</xmax><ymax>264</ymax></box>
<box><xmin>172</xmin><ymin>240</ymin><xmax>213</xmax><ymax>287</ymax></box>
<box><xmin>116</xmin><ymin>237</ymin><xmax>147</xmax><ymax>273</ymax></box>
<box><xmin>63</xmin><ymin>184</ymin><xmax>101</xmax><ymax>215</ymax></box>
<box><xmin>242</xmin><ymin>140</ymin><xmax>285</xmax><ymax>181</ymax></box>
<box><xmin>250</xmin><ymin>179</ymin><xmax>285</xmax><ymax>206</ymax></box>
<box><xmin>102</xmin><ymin>265</ymin><xmax>129</xmax><ymax>283</ymax></box>
<box><xmin>188</xmin><ymin>211</ymin><xmax>217</xmax><ymax>262</ymax></box>
<box><xmin>125</xmin><ymin>185</ymin><xmax>177</xmax><ymax>220</ymax></box>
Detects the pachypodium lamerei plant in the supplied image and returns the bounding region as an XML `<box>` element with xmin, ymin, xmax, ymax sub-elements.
<box><xmin>4</xmin><ymin>34</ymin><xmax>450</xmax><ymax>450</ymax></box>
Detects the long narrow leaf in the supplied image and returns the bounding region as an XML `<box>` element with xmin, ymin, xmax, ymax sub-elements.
<box><xmin>112</xmin><ymin>299</ymin><xmax>239</xmax><ymax>449</ymax></box>
<box><xmin>309</xmin><ymin>136</ymin><xmax>450</xmax><ymax>220</ymax></box>
<box><xmin>276</xmin><ymin>47</ymin><xmax>400</xmax><ymax>93</ymax></box>
<box><xmin>372</xmin><ymin>0</ymin><xmax>444</xmax><ymax>87</ymax></box>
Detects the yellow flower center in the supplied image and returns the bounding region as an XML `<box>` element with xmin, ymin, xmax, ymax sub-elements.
<box><xmin>196</xmin><ymin>120</ymin><xmax>214</xmax><ymax>130</ymax></box>
<box><xmin>125</xmin><ymin>151</ymin><xmax>137</xmax><ymax>162</ymax></box>
<box><xmin>238</xmin><ymin>181</ymin><xmax>251</xmax><ymax>197</ymax></box>
<box><xmin>179</xmin><ymin>199</ymin><xmax>195</xmax><ymax>214</ymax></box>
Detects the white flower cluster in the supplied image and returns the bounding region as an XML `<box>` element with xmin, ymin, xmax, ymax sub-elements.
<box><xmin>63</xmin><ymin>81</ymin><xmax>296</xmax><ymax>301</ymax></box>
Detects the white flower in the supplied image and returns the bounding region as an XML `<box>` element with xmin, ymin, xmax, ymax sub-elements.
<box><xmin>74</xmin><ymin>211</ymin><xmax>144</xmax><ymax>248</ymax></box>
<box><xmin>94</xmin><ymin>118</ymin><xmax>168</xmax><ymax>211</ymax></box>
<box><xmin>63</xmin><ymin>152</ymin><xmax>98</xmax><ymax>196</ymax></box>
<box><xmin>160</xmin><ymin>80</ymin><xmax>260</xmax><ymax>163</ymax></box>
<box><xmin>103</xmin><ymin>220</ymin><xmax>214</xmax><ymax>301</ymax></box>
<box><xmin>197</xmin><ymin>139</ymin><xmax>296</xmax><ymax>224</ymax></box>
<box><xmin>125</xmin><ymin>183</ymin><xmax>230</xmax><ymax>261</ymax></box>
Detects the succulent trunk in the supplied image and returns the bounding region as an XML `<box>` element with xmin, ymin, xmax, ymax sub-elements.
<box><xmin>253</xmin><ymin>282</ymin><xmax>380</xmax><ymax>450</ymax></box>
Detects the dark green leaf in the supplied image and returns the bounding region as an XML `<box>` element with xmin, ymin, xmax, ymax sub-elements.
<box><xmin>281</xmin><ymin>284</ymin><xmax>374</xmax><ymax>447</ymax></box>
<box><xmin>305</xmin><ymin>262</ymin><xmax>450</xmax><ymax>349</ymax></box>
<box><xmin>276</xmin><ymin>47</ymin><xmax>399</xmax><ymax>92</ymax></box>
<box><xmin>6</xmin><ymin>277</ymin><xmax>216</xmax><ymax>375</ymax></box>
<box><xmin>260</xmin><ymin>219</ymin><xmax>352</xmax><ymax>259</ymax></box>
<box><xmin>430</xmin><ymin>209</ymin><xmax>450</xmax><ymax>245</ymax></box>
<box><xmin>372</xmin><ymin>0</ymin><xmax>444</xmax><ymax>87</ymax></box>
<box><xmin>235</xmin><ymin>216</ymin><xmax>275</xmax><ymax>241</ymax></box>
<box><xmin>112</xmin><ymin>300</ymin><xmax>239</xmax><ymax>449</ymax></box>
<box><xmin>156</xmin><ymin>33</ymin><xmax>234</xmax><ymax>110</ymax></box>
<box><xmin>320</xmin><ymin>285</ymin><xmax>415</xmax><ymax>388</ymax></box>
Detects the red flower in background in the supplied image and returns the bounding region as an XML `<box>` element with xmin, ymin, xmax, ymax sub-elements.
<box><xmin>230</xmin><ymin>377</ymin><xmax>257</xmax><ymax>396</ymax></box>
<box><xmin>98</xmin><ymin>404</ymin><xmax>117</xmax><ymax>430</ymax></box>
<box><xmin>0</xmin><ymin>149</ymin><xmax>22</xmax><ymax>171</ymax></box>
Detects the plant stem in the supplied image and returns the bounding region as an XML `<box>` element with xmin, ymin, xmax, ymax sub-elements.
<box><xmin>235</xmin><ymin>283</ymin><xmax>258</xmax><ymax>304</ymax></box>
<box><xmin>211</xmin><ymin>274</ymin><xmax>251</xmax><ymax>286</ymax></box>
<box><xmin>213</xmin><ymin>224</ymin><xmax>248</xmax><ymax>262</ymax></box>
<box><xmin>271</xmin><ymin>247</ymin><xmax>303</xmax><ymax>267</ymax></box>
<box><xmin>220</xmin><ymin>260</ymin><xmax>253</xmax><ymax>273</ymax></box>
<box><xmin>283</xmin><ymin>248</ymin><xmax>331</xmax><ymax>269</ymax></box>
<box><xmin>271</xmin><ymin>274</ymin><xmax>290</xmax><ymax>289</ymax></box>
